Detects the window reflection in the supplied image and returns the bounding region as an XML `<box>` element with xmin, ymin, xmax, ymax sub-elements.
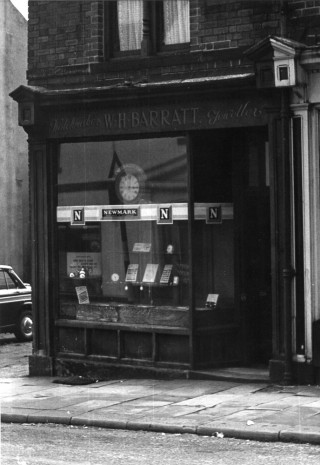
<box><xmin>58</xmin><ymin>137</ymin><xmax>189</xmax><ymax>310</ymax></box>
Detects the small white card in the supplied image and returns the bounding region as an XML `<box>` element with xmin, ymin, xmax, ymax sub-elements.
<box><xmin>125</xmin><ymin>264</ymin><xmax>139</xmax><ymax>282</ymax></box>
<box><xmin>142</xmin><ymin>264</ymin><xmax>159</xmax><ymax>283</ymax></box>
<box><xmin>160</xmin><ymin>264</ymin><xmax>173</xmax><ymax>284</ymax></box>
<box><xmin>133</xmin><ymin>243</ymin><xmax>151</xmax><ymax>252</ymax></box>
<box><xmin>206</xmin><ymin>294</ymin><xmax>219</xmax><ymax>307</ymax></box>
<box><xmin>75</xmin><ymin>286</ymin><xmax>90</xmax><ymax>305</ymax></box>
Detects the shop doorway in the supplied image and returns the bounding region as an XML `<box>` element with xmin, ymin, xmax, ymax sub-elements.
<box><xmin>193</xmin><ymin>127</ymin><xmax>272</xmax><ymax>367</ymax></box>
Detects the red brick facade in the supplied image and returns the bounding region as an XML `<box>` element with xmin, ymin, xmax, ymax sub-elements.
<box><xmin>26</xmin><ymin>1</ymin><xmax>320</xmax><ymax>88</ymax></box>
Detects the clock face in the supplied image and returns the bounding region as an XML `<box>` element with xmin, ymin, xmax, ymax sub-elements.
<box><xmin>118</xmin><ymin>173</ymin><xmax>140</xmax><ymax>202</ymax></box>
<box><xmin>115</xmin><ymin>164</ymin><xmax>146</xmax><ymax>204</ymax></box>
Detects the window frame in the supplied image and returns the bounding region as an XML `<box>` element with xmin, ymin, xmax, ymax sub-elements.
<box><xmin>104</xmin><ymin>1</ymin><xmax>190</xmax><ymax>60</ymax></box>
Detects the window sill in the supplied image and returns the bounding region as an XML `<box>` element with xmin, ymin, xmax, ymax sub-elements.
<box><xmin>109</xmin><ymin>43</ymin><xmax>190</xmax><ymax>60</ymax></box>
<box><xmin>157</xmin><ymin>43</ymin><xmax>190</xmax><ymax>54</ymax></box>
<box><xmin>111</xmin><ymin>50</ymin><xmax>141</xmax><ymax>59</ymax></box>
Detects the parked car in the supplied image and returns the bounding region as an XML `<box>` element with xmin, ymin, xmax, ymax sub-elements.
<box><xmin>0</xmin><ymin>265</ymin><xmax>32</xmax><ymax>341</ymax></box>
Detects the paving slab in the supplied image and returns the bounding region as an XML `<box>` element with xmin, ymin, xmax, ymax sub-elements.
<box><xmin>146</xmin><ymin>394</ymin><xmax>190</xmax><ymax>403</ymax></box>
<box><xmin>197</xmin><ymin>405</ymin><xmax>252</xmax><ymax>418</ymax></box>
<box><xmin>119</xmin><ymin>397</ymin><xmax>176</xmax><ymax>408</ymax></box>
<box><xmin>0</xmin><ymin>407</ymin><xmax>43</xmax><ymax>416</ymax></box>
<box><xmin>213</xmin><ymin>408</ymin><xmax>281</xmax><ymax>423</ymax></box>
<box><xmin>168</xmin><ymin>382</ymin><xmax>239</xmax><ymax>397</ymax></box>
<box><xmin>0</xmin><ymin>383</ymin><xmax>61</xmax><ymax>398</ymax></box>
<box><xmin>176</xmin><ymin>393</ymin><xmax>241</xmax><ymax>407</ymax></box>
<box><xmin>246</xmin><ymin>399</ymin><xmax>307</xmax><ymax>411</ymax></box>
<box><xmin>16</xmin><ymin>395</ymin><xmax>95</xmax><ymax>410</ymax></box>
<box><xmin>57</xmin><ymin>399</ymin><xmax>124</xmax><ymax>414</ymax></box>
<box><xmin>257</xmin><ymin>409</ymin><xmax>320</xmax><ymax>428</ymax></box>
<box><xmin>217</xmin><ymin>384</ymin><xmax>266</xmax><ymax>395</ymax></box>
<box><xmin>303</xmin><ymin>399</ymin><xmax>320</xmax><ymax>408</ymax></box>
<box><xmin>145</xmin><ymin>404</ymin><xmax>205</xmax><ymax>417</ymax></box>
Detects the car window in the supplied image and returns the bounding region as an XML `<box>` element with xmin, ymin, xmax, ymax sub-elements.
<box><xmin>5</xmin><ymin>272</ymin><xmax>18</xmax><ymax>289</ymax></box>
<box><xmin>0</xmin><ymin>271</ymin><xmax>7</xmax><ymax>290</ymax></box>
<box><xmin>8</xmin><ymin>270</ymin><xmax>25</xmax><ymax>289</ymax></box>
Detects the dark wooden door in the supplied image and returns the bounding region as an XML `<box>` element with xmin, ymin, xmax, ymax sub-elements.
<box><xmin>234</xmin><ymin>128</ymin><xmax>272</xmax><ymax>365</ymax></box>
<box><xmin>192</xmin><ymin>127</ymin><xmax>272</xmax><ymax>368</ymax></box>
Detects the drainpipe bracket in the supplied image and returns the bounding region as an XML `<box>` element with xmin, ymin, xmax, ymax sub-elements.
<box><xmin>282</xmin><ymin>266</ymin><xmax>296</xmax><ymax>279</ymax></box>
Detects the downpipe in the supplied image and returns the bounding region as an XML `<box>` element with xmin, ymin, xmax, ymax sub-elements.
<box><xmin>281</xmin><ymin>88</ymin><xmax>295</xmax><ymax>385</ymax></box>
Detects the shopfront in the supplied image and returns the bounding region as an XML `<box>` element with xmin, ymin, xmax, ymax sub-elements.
<box><xmin>12</xmin><ymin>81</ymin><xmax>283</xmax><ymax>378</ymax></box>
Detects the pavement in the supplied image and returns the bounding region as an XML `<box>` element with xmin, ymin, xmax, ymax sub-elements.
<box><xmin>1</xmin><ymin>374</ymin><xmax>320</xmax><ymax>445</ymax></box>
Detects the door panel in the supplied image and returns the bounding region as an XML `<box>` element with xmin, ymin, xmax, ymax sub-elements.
<box><xmin>234</xmin><ymin>128</ymin><xmax>272</xmax><ymax>364</ymax></box>
<box><xmin>193</xmin><ymin>128</ymin><xmax>272</xmax><ymax>367</ymax></box>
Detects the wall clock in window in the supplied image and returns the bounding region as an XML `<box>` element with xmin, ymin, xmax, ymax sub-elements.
<box><xmin>114</xmin><ymin>164</ymin><xmax>146</xmax><ymax>204</ymax></box>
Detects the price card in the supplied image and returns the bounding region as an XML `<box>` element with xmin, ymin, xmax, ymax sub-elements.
<box><xmin>75</xmin><ymin>286</ymin><xmax>90</xmax><ymax>305</ymax></box>
<box><xmin>142</xmin><ymin>264</ymin><xmax>159</xmax><ymax>283</ymax></box>
<box><xmin>206</xmin><ymin>294</ymin><xmax>219</xmax><ymax>308</ymax></box>
<box><xmin>160</xmin><ymin>264</ymin><xmax>173</xmax><ymax>284</ymax></box>
<box><xmin>125</xmin><ymin>264</ymin><xmax>139</xmax><ymax>282</ymax></box>
<box><xmin>133</xmin><ymin>243</ymin><xmax>151</xmax><ymax>252</ymax></box>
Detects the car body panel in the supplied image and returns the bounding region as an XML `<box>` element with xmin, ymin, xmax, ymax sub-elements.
<box><xmin>0</xmin><ymin>265</ymin><xmax>32</xmax><ymax>338</ymax></box>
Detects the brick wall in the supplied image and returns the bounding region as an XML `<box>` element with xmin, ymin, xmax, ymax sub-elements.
<box><xmin>28</xmin><ymin>1</ymin><xmax>102</xmax><ymax>71</ymax></box>
<box><xmin>288</xmin><ymin>0</ymin><xmax>320</xmax><ymax>44</ymax></box>
<box><xmin>197</xmin><ymin>0</ymin><xmax>281</xmax><ymax>52</ymax></box>
<box><xmin>289</xmin><ymin>0</ymin><xmax>320</xmax><ymax>18</ymax></box>
<box><xmin>27</xmin><ymin>1</ymin><xmax>320</xmax><ymax>88</ymax></box>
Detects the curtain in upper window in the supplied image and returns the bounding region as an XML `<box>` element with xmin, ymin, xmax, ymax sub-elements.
<box><xmin>163</xmin><ymin>0</ymin><xmax>190</xmax><ymax>45</ymax></box>
<box><xmin>118</xmin><ymin>0</ymin><xmax>143</xmax><ymax>51</ymax></box>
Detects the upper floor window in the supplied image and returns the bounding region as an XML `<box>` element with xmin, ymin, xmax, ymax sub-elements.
<box><xmin>118</xmin><ymin>0</ymin><xmax>143</xmax><ymax>51</ymax></box>
<box><xmin>105</xmin><ymin>1</ymin><xmax>190</xmax><ymax>57</ymax></box>
<box><xmin>163</xmin><ymin>0</ymin><xmax>190</xmax><ymax>45</ymax></box>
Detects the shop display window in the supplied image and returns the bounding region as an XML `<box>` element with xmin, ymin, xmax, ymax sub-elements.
<box><xmin>57</xmin><ymin>137</ymin><xmax>190</xmax><ymax>311</ymax></box>
<box><xmin>57</xmin><ymin>134</ymin><xmax>235</xmax><ymax>319</ymax></box>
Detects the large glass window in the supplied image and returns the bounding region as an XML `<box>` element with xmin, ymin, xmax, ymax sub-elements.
<box><xmin>57</xmin><ymin>133</ymin><xmax>237</xmax><ymax>317</ymax></box>
<box><xmin>57</xmin><ymin>137</ymin><xmax>189</xmax><ymax>312</ymax></box>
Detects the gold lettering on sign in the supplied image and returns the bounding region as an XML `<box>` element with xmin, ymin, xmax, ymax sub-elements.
<box><xmin>118</xmin><ymin>113</ymin><xmax>126</xmax><ymax>129</ymax></box>
<box><xmin>150</xmin><ymin>110</ymin><xmax>158</xmax><ymax>126</ymax></box>
<box><xmin>102</xmin><ymin>108</ymin><xmax>199</xmax><ymax>130</ymax></box>
<box><xmin>104</xmin><ymin>113</ymin><xmax>116</xmax><ymax>129</ymax></box>
<box><xmin>207</xmin><ymin>102</ymin><xmax>263</xmax><ymax>126</ymax></box>
<box><xmin>49</xmin><ymin>103</ymin><xmax>264</xmax><ymax>135</ymax></box>
<box><xmin>50</xmin><ymin>114</ymin><xmax>101</xmax><ymax>133</ymax></box>
<box><xmin>161</xmin><ymin>109</ymin><xmax>170</xmax><ymax>126</ymax></box>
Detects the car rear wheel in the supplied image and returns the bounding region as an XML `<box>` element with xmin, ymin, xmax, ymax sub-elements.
<box><xmin>14</xmin><ymin>310</ymin><xmax>33</xmax><ymax>342</ymax></box>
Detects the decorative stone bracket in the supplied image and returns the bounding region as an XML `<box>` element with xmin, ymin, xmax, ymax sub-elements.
<box><xmin>245</xmin><ymin>36</ymin><xmax>307</xmax><ymax>89</ymax></box>
<box><xmin>9</xmin><ymin>85</ymin><xmax>45</xmax><ymax>130</ymax></box>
